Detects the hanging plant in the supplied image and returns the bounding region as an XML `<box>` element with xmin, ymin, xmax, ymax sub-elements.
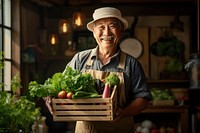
<box><xmin>150</xmin><ymin>28</ymin><xmax>187</xmax><ymax>79</ymax></box>
<box><xmin>150</xmin><ymin>35</ymin><xmax>185</xmax><ymax>57</ymax></box>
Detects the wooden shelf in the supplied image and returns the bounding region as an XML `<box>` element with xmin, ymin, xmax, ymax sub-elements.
<box><xmin>147</xmin><ymin>80</ymin><xmax>189</xmax><ymax>88</ymax></box>
<box><xmin>147</xmin><ymin>80</ymin><xmax>189</xmax><ymax>83</ymax></box>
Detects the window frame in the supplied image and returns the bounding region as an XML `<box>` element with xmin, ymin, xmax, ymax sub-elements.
<box><xmin>0</xmin><ymin>0</ymin><xmax>12</xmax><ymax>91</ymax></box>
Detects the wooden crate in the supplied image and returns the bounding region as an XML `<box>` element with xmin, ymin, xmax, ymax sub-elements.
<box><xmin>52</xmin><ymin>87</ymin><xmax>117</xmax><ymax>121</ymax></box>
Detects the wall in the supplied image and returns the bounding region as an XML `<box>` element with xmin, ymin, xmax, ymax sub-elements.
<box><xmin>20</xmin><ymin>2</ymin><xmax>193</xmax><ymax>85</ymax></box>
<box><xmin>43</xmin><ymin>15</ymin><xmax>191</xmax><ymax>80</ymax></box>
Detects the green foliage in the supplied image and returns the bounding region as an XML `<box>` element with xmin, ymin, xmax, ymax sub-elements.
<box><xmin>0</xmin><ymin>51</ymin><xmax>4</xmax><ymax>89</ymax></box>
<box><xmin>151</xmin><ymin>88</ymin><xmax>174</xmax><ymax>100</ymax></box>
<box><xmin>0</xmin><ymin>92</ymin><xmax>41</xmax><ymax>133</ymax></box>
<box><xmin>28</xmin><ymin>66</ymin><xmax>98</xmax><ymax>98</ymax></box>
<box><xmin>166</xmin><ymin>58</ymin><xmax>184</xmax><ymax>73</ymax></box>
<box><xmin>155</xmin><ymin>36</ymin><xmax>185</xmax><ymax>57</ymax></box>
<box><xmin>0</xmin><ymin>52</ymin><xmax>21</xmax><ymax>92</ymax></box>
<box><xmin>151</xmin><ymin>36</ymin><xmax>185</xmax><ymax>73</ymax></box>
<box><xmin>105</xmin><ymin>73</ymin><xmax>120</xmax><ymax>86</ymax></box>
<box><xmin>29</xmin><ymin>81</ymin><xmax>54</xmax><ymax>97</ymax></box>
<box><xmin>11</xmin><ymin>73</ymin><xmax>22</xmax><ymax>93</ymax></box>
<box><xmin>0</xmin><ymin>51</ymin><xmax>4</xmax><ymax>70</ymax></box>
<box><xmin>0</xmin><ymin>51</ymin><xmax>41</xmax><ymax>132</ymax></box>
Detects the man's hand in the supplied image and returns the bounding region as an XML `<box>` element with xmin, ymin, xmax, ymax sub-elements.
<box><xmin>44</xmin><ymin>96</ymin><xmax>54</xmax><ymax>115</ymax></box>
<box><xmin>114</xmin><ymin>98</ymin><xmax>149</xmax><ymax>121</ymax></box>
<box><xmin>114</xmin><ymin>107</ymin><xmax>123</xmax><ymax>121</ymax></box>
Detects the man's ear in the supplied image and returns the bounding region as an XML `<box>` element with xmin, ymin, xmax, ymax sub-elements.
<box><xmin>93</xmin><ymin>31</ymin><xmax>97</xmax><ymax>39</ymax></box>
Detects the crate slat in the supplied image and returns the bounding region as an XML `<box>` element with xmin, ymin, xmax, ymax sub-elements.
<box><xmin>53</xmin><ymin>98</ymin><xmax>111</xmax><ymax>103</ymax></box>
<box><xmin>54</xmin><ymin>110</ymin><xmax>112</xmax><ymax>115</ymax></box>
<box><xmin>53</xmin><ymin>116</ymin><xmax>113</xmax><ymax>121</ymax></box>
<box><xmin>53</xmin><ymin>104</ymin><xmax>112</xmax><ymax>110</ymax></box>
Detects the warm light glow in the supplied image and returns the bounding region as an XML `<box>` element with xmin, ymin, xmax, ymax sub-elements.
<box><xmin>62</xmin><ymin>23</ymin><xmax>68</xmax><ymax>33</ymax></box>
<box><xmin>50</xmin><ymin>34</ymin><xmax>56</xmax><ymax>45</ymax></box>
<box><xmin>73</xmin><ymin>12</ymin><xmax>85</xmax><ymax>28</ymax></box>
<box><xmin>58</xmin><ymin>19</ymin><xmax>70</xmax><ymax>34</ymax></box>
<box><xmin>75</xmin><ymin>16</ymin><xmax>82</xmax><ymax>26</ymax></box>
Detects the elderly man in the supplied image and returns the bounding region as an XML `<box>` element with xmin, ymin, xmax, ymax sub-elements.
<box><xmin>46</xmin><ymin>7</ymin><xmax>151</xmax><ymax>133</ymax></box>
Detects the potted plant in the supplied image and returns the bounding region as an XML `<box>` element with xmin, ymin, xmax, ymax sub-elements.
<box><xmin>0</xmin><ymin>51</ymin><xmax>41</xmax><ymax>133</ymax></box>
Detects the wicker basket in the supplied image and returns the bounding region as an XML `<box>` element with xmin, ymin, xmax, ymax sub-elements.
<box><xmin>52</xmin><ymin>86</ymin><xmax>117</xmax><ymax>121</ymax></box>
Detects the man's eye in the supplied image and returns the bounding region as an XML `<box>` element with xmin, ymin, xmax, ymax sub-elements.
<box><xmin>98</xmin><ymin>26</ymin><xmax>104</xmax><ymax>30</ymax></box>
<box><xmin>109</xmin><ymin>24</ymin><xmax>117</xmax><ymax>29</ymax></box>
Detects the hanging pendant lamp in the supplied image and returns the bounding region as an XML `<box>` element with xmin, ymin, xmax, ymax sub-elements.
<box><xmin>72</xmin><ymin>11</ymin><xmax>85</xmax><ymax>28</ymax></box>
<box><xmin>58</xmin><ymin>19</ymin><xmax>70</xmax><ymax>34</ymax></box>
<box><xmin>49</xmin><ymin>34</ymin><xmax>58</xmax><ymax>45</ymax></box>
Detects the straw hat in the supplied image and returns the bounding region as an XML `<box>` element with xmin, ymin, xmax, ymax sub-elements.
<box><xmin>87</xmin><ymin>7</ymin><xmax>128</xmax><ymax>31</ymax></box>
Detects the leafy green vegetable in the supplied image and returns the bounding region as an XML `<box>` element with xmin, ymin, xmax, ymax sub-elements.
<box><xmin>28</xmin><ymin>66</ymin><xmax>98</xmax><ymax>98</ymax></box>
<box><xmin>62</xmin><ymin>67</ymin><xmax>97</xmax><ymax>93</ymax></box>
<box><xmin>151</xmin><ymin>88</ymin><xmax>174</xmax><ymax>100</ymax></box>
<box><xmin>29</xmin><ymin>81</ymin><xmax>55</xmax><ymax>97</ymax></box>
<box><xmin>105</xmin><ymin>73</ymin><xmax>120</xmax><ymax>86</ymax></box>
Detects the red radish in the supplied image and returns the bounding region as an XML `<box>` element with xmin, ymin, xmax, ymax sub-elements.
<box><xmin>102</xmin><ymin>83</ymin><xmax>111</xmax><ymax>98</ymax></box>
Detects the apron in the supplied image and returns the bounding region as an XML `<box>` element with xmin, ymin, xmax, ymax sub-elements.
<box><xmin>75</xmin><ymin>50</ymin><xmax>134</xmax><ymax>133</ymax></box>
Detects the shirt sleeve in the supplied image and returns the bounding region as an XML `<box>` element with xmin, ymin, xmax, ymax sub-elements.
<box><xmin>125</xmin><ymin>55</ymin><xmax>152</xmax><ymax>103</ymax></box>
<box><xmin>66</xmin><ymin>53</ymin><xmax>80</xmax><ymax>70</ymax></box>
<box><xmin>132</xmin><ymin>61</ymin><xmax>152</xmax><ymax>100</ymax></box>
<box><xmin>64</xmin><ymin>49</ymin><xmax>92</xmax><ymax>71</ymax></box>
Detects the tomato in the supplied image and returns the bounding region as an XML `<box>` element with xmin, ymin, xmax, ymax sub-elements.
<box><xmin>67</xmin><ymin>92</ymin><xmax>74</xmax><ymax>99</ymax></box>
<box><xmin>57</xmin><ymin>90</ymin><xmax>67</xmax><ymax>99</ymax></box>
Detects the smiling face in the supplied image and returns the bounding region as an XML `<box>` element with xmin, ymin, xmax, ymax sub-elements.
<box><xmin>92</xmin><ymin>17</ymin><xmax>124</xmax><ymax>51</ymax></box>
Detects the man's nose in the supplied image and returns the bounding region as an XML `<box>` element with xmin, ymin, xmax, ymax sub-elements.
<box><xmin>103</xmin><ymin>26</ymin><xmax>112</xmax><ymax>35</ymax></box>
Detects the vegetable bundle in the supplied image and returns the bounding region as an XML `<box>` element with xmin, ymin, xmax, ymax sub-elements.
<box><xmin>29</xmin><ymin>67</ymin><xmax>120</xmax><ymax>99</ymax></box>
<box><xmin>29</xmin><ymin>67</ymin><xmax>98</xmax><ymax>98</ymax></box>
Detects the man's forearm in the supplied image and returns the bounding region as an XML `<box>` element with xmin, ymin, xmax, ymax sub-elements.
<box><xmin>120</xmin><ymin>98</ymin><xmax>149</xmax><ymax>117</ymax></box>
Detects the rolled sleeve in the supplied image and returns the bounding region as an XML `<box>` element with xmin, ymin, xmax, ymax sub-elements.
<box><xmin>124</xmin><ymin>55</ymin><xmax>152</xmax><ymax>103</ymax></box>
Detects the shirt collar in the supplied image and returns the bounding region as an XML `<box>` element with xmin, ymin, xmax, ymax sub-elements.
<box><xmin>90</xmin><ymin>46</ymin><xmax>121</xmax><ymax>60</ymax></box>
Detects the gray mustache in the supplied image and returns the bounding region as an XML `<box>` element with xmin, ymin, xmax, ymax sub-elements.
<box><xmin>100</xmin><ymin>36</ymin><xmax>114</xmax><ymax>41</ymax></box>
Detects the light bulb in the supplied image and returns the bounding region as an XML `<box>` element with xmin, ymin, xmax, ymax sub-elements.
<box><xmin>73</xmin><ymin>12</ymin><xmax>85</xmax><ymax>28</ymax></box>
<box><xmin>62</xmin><ymin>23</ymin><xmax>68</xmax><ymax>33</ymax></box>
<box><xmin>51</xmin><ymin>35</ymin><xmax>56</xmax><ymax>45</ymax></box>
<box><xmin>58</xmin><ymin>20</ymin><xmax>70</xmax><ymax>34</ymax></box>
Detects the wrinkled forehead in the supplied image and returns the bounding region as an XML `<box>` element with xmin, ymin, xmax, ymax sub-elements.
<box><xmin>94</xmin><ymin>17</ymin><xmax>122</xmax><ymax>26</ymax></box>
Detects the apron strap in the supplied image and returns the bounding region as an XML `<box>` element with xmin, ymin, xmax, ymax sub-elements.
<box><xmin>85</xmin><ymin>49</ymin><xmax>95</xmax><ymax>69</ymax></box>
<box><xmin>117</xmin><ymin>51</ymin><xmax>126</xmax><ymax>71</ymax></box>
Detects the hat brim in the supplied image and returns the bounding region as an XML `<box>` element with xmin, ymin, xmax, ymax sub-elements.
<box><xmin>87</xmin><ymin>16</ymin><xmax>128</xmax><ymax>31</ymax></box>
